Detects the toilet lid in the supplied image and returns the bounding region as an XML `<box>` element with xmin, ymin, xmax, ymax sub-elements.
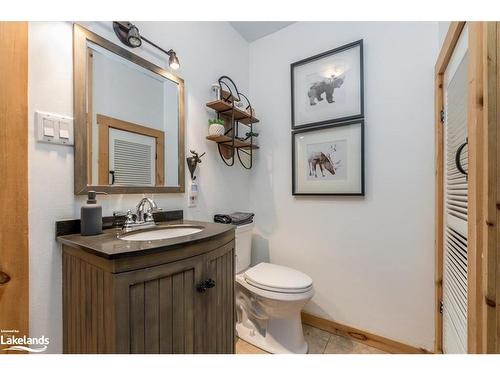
<box><xmin>244</xmin><ymin>263</ymin><xmax>313</xmax><ymax>293</ymax></box>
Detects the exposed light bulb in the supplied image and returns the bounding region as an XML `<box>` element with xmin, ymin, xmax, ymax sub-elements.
<box><xmin>127</xmin><ymin>25</ymin><xmax>142</xmax><ymax>48</ymax></box>
<box><xmin>168</xmin><ymin>52</ymin><xmax>180</xmax><ymax>70</ymax></box>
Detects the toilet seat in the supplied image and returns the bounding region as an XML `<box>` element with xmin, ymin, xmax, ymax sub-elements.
<box><xmin>236</xmin><ymin>273</ymin><xmax>314</xmax><ymax>302</ymax></box>
<box><xmin>243</xmin><ymin>263</ymin><xmax>313</xmax><ymax>294</ymax></box>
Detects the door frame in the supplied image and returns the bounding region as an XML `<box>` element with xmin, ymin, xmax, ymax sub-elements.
<box><xmin>481</xmin><ymin>22</ymin><xmax>500</xmax><ymax>354</ymax></box>
<box><xmin>435</xmin><ymin>21</ymin><xmax>500</xmax><ymax>354</ymax></box>
<box><xmin>0</xmin><ymin>21</ymin><xmax>29</xmax><ymax>353</ymax></box>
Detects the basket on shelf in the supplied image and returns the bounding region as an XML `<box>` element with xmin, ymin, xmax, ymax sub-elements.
<box><xmin>208</xmin><ymin>118</ymin><xmax>226</xmax><ymax>136</ymax></box>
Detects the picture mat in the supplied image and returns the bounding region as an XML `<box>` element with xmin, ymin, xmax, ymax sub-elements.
<box><xmin>294</xmin><ymin>123</ymin><xmax>362</xmax><ymax>194</ymax></box>
<box><xmin>293</xmin><ymin>44</ymin><xmax>361</xmax><ymax>127</ymax></box>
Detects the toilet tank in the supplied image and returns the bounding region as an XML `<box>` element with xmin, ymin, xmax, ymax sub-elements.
<box><xmin>235</xmin><ymin>222</ymin><xmax>253</xmax><ymax>273</ymax></box>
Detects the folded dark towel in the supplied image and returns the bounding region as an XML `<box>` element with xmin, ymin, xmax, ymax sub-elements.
<box><xmin>214</xmin><ymin>212</ymin><xmax>254</xmax><ymax>225</ymax></box>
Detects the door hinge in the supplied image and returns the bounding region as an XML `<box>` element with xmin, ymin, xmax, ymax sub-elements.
<box><xmin>440</xmin><ymin>110</ymin><xmax>445</xmax><ymax>124</ymax></box>
<box><xmin>439</xmin><ymin>300</ymin><xmax>444</xmax><ymax>314</ymax></box>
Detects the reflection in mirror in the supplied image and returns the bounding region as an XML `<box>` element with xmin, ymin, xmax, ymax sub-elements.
<box><xmin>87</xmin><ymin>41</ymin><xmax>180</xmax><ymax>188</ymax></box>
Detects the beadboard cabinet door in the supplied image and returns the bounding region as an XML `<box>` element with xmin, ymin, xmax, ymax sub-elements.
<box><xmin>112</xmin><ymin>241</ymin><xmax>235</xmax><ymax>354</ymax></box>
<box><xmin>114</xmin><ymin>255</ymin><xmax>205</xmax><ymax>354</ymax></box>
<box><xmin>204</xmin><ymin>244</ymin><xmax>235</xmax><ymax>353</ymax></box>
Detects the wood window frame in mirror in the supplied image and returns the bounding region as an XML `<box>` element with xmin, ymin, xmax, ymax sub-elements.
<box><xmin>96</xmin><ymin>114</ymin><xmax>165</xmax><ymax>186</ymax></box>
<box><xmin>73</xmin><ymin>23</ymin><xmax>185</xmax><ymax>195</ymax></box>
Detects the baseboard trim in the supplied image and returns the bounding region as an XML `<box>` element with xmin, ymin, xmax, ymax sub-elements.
<box><xmin>301</xmin><ymin>312</ymin><xmax>432</xmax><ymax>354</ymax></box>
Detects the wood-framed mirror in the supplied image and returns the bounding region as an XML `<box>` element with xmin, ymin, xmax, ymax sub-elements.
<box><xmin>73</xmin><ymin>24</ymin><xmax>185</xmax><ymax>195</ymax></box>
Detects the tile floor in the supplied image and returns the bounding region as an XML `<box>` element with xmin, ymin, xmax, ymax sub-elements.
<box><xmin>236</xmin><ymin>323</ymin><xmax>388</xmax><ymax>354</ymax></box>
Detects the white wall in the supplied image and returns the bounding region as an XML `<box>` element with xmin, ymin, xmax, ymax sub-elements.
<box><xmin>28</xmin><ymin>21</ymin><xmax>250</xmax><ymax>353</ymax></box>
<box><xmin>248</xmin><ymin>22</ymin><xmax>438</xmax><ymax>350</ymax></box>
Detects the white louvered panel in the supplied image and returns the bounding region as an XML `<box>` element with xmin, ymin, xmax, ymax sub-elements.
<box><xmin>109</xmin><ymin>128</ymin><xmax>156</xmax><ymax>186</ymax></box>
<box><xmin>442</xmin><ymin>25</ymin><xmax>468</xmax><ymax>354</ymax></box>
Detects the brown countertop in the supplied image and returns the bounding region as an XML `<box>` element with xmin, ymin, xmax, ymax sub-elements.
<box><xmin>57</xmin><ymin>220</ymin><xmax>235</xmax><ymax>260</ymax></box>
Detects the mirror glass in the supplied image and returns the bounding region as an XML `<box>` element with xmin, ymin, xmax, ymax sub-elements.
<box><xmin>86</xmin><ymin>41</ymin><xmax>181</xmax><ymax>188</ymax></box>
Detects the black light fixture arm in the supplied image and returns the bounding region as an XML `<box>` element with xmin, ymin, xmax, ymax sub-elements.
<box><xmin>112</xmin><ymin>21</ymin><xmax>179</xmax><ymax>69</ymax></box>
<box><xmin>140</xmin><ymin>35</ymin><xmax>174</xmax><ymax>57</ymax></box>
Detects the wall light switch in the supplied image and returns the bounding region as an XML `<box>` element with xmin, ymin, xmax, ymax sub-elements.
<box><xmin>58</xmin><ymin>120</ymin><xmax>73</xmax><ymax>145</ymax></box>
<box><xmin>36</xmin><ymin>111</ymin><xmax>74</xmax><ymax>146</ymax></box>
<box><xmin>59</xmin><ymin>127</ymin><xmax>69</xmax><ymax>139</ymax></box>
<box><xmin>42</xmin><ymin>118</ymin><xmax>55</xmax><ymax>138</ymax></box>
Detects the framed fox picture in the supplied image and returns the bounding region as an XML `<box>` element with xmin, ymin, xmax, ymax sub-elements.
<box><xmin>291</xmin><ymin>40</ymin><xmax>364</xmax><ymax>129</ymax></box>
<box><xmin>292</xmin><ymin>120</ymin><xmax>364</xmax><ymax>196</ymax></box>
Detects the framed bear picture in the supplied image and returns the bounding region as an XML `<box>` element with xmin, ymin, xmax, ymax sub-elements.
<box><xmin>292</xmin><ymin>120</ymin><xmax>364</xmax><ymax>196</ymax></box>
<box><xmin>291</xmin><ymin>40</ymin><xmax>364</xmax><ymax>129</ymax></box>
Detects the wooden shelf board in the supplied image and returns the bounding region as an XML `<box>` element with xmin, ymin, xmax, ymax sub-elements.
<box><xmin>206</xmin><ymin>100</ymin><xmax>260</xmax><ymax>125</ymax></box>
<box><xmin>206</xmin><ymin>135</ymin><xmax>259</xmax><ymax>149</ymax></box>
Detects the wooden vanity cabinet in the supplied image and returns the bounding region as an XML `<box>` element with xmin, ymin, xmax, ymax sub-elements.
<box><xmin>62</xmin><ymin>233</ymin><xmax>235</xmax><ymax>354</ymax></box>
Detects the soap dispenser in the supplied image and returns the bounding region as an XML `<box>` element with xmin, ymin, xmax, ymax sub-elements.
<box><xmin>81</xmin><ymin>191</ymin><xmax>106</xmax><ymax>236</ymax></box>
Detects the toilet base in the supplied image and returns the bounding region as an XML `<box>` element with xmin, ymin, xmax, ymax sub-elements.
<box><xmin>236</xmin><ymin>314</ymin><xmax>308</xmax><ymax>354</ymax></box>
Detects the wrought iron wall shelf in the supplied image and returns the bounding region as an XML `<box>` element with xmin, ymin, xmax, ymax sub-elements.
<box><xmin>205</xmin><ymin>76</ymin><xmax>259</xmax><ymax>169</ymax></box>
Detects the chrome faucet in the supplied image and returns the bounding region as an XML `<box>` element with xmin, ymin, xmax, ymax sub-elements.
<box><xmin>136</xmin><ymin>197</ymin><xmax>158</xmax><ymax>223</ymax></box>
<box><xmin>115</xmin><ymin>197</ymin><xmax>160</xmax><ymax>232</ymax></box>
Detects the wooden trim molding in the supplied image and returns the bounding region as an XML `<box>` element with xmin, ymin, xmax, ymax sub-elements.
<box><xmin>301</xmin><ymin>312</ymin><xmax>432</xmax><ymax>354</ymax></box>
<box><xmin>0</xmin><ymin>21</ymin><xmax>29</xmax><ymax>353</ymax></box>
<box><xmin>435</xmin><ymin>22</ymin><xmax>467</xmax><ymax>76</ymax></box>
<box><xmin>481</xmin><ymin>21</ymin><xmax>500</xmax><ymax>353</ymax></box>
<box><xmin>96</xmin><ymin>114</ymin><xmax>165</xmax><ymax>186</ymax></box>
<box><xmin>434</xmin><ymin>70</ymin><xmax>445</xmax><ymax>353</ymax></box>
<box><xmin>87</xmin><ymin>48</ymin><xmax>94</xmax><ymax>183</ymax></box>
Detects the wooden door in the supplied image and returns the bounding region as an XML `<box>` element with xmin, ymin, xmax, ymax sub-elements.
<box><xmin>441</xmin><ymin>24</ymin><xmax>469</xmax><ymax>354</ymax></box>
<box><xmin>436</xmin><ymin>21</ymin><xmax>500</xmax><ymax>353</ymax></box>
<box><xmin>204</xmin><ymin>241</ymin><xmax>235</xmax><ymax>354</ymax></box>
<box><xmin>114</xmin><ymin>255</ymin><xmax>205</xmax><ymax>354</ymax></box>
<box><xmin>0</xmin><ymin>22</ymin><xmax>29</xmax><ymax>353</ymax></box>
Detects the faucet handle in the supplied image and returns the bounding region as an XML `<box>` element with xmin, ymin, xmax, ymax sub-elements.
<box><xmin>124</xmin><ymin>210</ymin><xmax>135</xmax><ymax>225</ymax></box>
<box><xmin>144</xmin><ymin>208</ymin><xmax>155</xmax><ymax>223</ymax></box>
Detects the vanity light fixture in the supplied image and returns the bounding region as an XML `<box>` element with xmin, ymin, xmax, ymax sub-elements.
<box><xmin>112</xmin><ymin>21</ymin><xmax>180</xmax><ymax>70</ymax></box>
<box><xmin>125</xmin><ymin>24</ymin><xmax>142</xmax><ymax>47</ymax></box>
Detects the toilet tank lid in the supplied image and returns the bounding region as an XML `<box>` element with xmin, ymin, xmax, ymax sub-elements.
<box><xmin>244</xmin><ymin>262</ymin><xmax>312</xmax><ymax>290</ymax></box>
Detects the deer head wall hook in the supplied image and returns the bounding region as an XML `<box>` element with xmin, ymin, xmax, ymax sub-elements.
<box><xmin>186</xmin><ymin>150</ymin><xmax>206</xmax><ymax>180</ymax></box>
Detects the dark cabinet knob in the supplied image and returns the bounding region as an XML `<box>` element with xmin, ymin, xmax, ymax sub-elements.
<box><xmin>205</xmin><ymin>278</ymin><xmax>216</xmax><ymax>288</ymax></box>
<box><xmin>197</xmin><ymin>278</ymin><xmax>216</xmax><ymax>293</ymax></box>
<box><xmin>0</xmin><ymin>271</ymin><xmax>11</xmax><ymax>285</ymax></box>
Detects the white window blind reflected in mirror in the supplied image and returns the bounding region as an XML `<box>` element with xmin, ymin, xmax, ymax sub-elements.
<box><xmin>109</xmin><ymin>128</ymin><xmax>156</xmax><ymax>186</ymax></box>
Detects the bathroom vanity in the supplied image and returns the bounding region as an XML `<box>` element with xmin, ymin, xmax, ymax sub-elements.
<box><xmin>59</xmin><ymin>24</ymin><xmax>236</xmax><ymax>354</ymax></box>
<box><xmin>57</xmin><ymin>219</ymin><xmax>235</xmax><ymax>354</ymax></box>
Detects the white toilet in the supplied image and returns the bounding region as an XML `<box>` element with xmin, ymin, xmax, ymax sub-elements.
<box><xmin>234</xmin><ymin>223</ymin><xmax>314</xmax><ymax>354</ymax></box>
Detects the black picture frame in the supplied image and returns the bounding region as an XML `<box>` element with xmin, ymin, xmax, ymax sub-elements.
<box><xmin>292</xmin><ymin>120</ymin><xmax>365</xmax><ymax>196</ymax></box>
<box><xmin>291</xmin><ymin>40</ymin><xmax>364</xmax><ymax>130</ymax></box>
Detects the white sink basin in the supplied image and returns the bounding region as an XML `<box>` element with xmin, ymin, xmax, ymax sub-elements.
<box><xmin>120</xmin><ymin>226</ymin><xmax>203</xmax><ymax>241</ymax></box>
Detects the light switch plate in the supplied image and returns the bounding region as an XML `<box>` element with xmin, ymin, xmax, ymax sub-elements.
<box><xmin>36</xmin><ymin>111</ymin><xmax>74</xmax><ymax>146</ymax></box>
